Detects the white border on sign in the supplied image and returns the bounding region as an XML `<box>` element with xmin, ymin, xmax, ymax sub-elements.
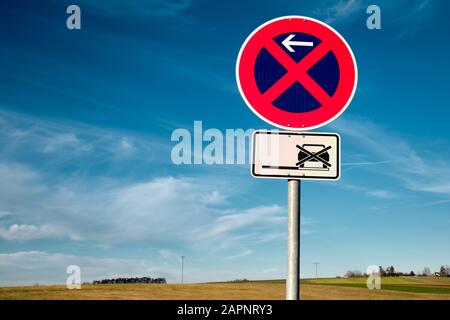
<box><xmin>235</xmin><ymin>15</ymin><xmax>358</xmax><ymax>131</ymax></box>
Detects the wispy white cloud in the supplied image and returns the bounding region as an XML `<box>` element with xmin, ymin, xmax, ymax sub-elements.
<box><xmin>158</xmin><ymin>248</ymin><xmax>181</xmax><ymax>260</ymax></box>
<box><xmin>0</xmin><ymin>211</ymin><xmax>11</xmax><ymax>218</ymax></box>
<box><xmin>314</xmin><ymin>0</ymin><xmax>364</xmax><ymax>24</ymax></box>
<box><xmin>66</xmin><ymin>0</ymin><xmax>191</xmax><ymax>18</ymax></box>
<box><xmin>366</xmin><ymin>189</ymin><xmax>396</xmax><ymax>199</ymax></box>
<box><xmin>0</xmin><ymin>109</ymin><xmax>170</xmax><ymax>170</ymax></box>
<box><xmin>116</xmin><ymin>137</ymin><xmax>135</xmax><ymax>155</ymax></box>
<box><xmin>0</xmin><ymin>109</ymin><xmax>289</xmax><ymax>251</ymax></box>
<box><xmin>0</xmin><ymin>165</ymin><xmax>227</xmax><ymax>244</ymax></box>
<box><xmin>0</xmin><ymin>109</ymin><xmax>312</xmax><ymax>285</ymax></box>
<box><xmin>337</xmin><ymin>182</ymin><xmax>398</xmax><ymax>199</ymax></box>
<box><xmin>0</xmin><ymin>224</ymin><xmax>71</xmax><ymax>241</ymax></box>
<box><xmin>261</xmin><ymin>267</ymin><xmax>280</xmax><ymax>275</ymax></box>
<box><xmin>42</xmin><ymin>133</ymin><xmax>91</xmax><ymax>154</ymax></box>
<box><xmin>391</xmin><ymin>0</ymin><xmax>431</xmax><ymax>23</ymax></box>
<box><xmin>332</xmin><ymin>117</ymin><xmax>450</xmax><ymax>196</ymax></box>
<box><xmin>313</xmin><ymin>0</ymin><xmax>434</xmax><ymax>29</ymax></box>
<box><xmin>0</xmin><ymin>251</ymin><xmax>176</xmax><ymax>286</ymax></box>
<box><xmin>0</xmin><ymin>165</ymin><xmax>289</xmax><ymax>284</ymax></box>
<box><xmin>196</xmin><ymin>205</ymin><xmax>285</xmax><ymax>241</ymax></box>
<box><xmin>342</xmin><ymin>160</ymin><xmax>409</xmax><ymax>166</ymax></box>
<box><xmin>391</xmin><ymin>0</ymin><xmax>433</xmax><ymax>39</ymax></box>
<box><xmin>224</xmin><ymin>249</ymin><xmax>253</xmax><ymax>260</ymax></box>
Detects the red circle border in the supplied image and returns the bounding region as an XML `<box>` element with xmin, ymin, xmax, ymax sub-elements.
<box><xmin>236</xmin><ymin>16</ymin><xmax>358</xmax><ymax>130</ymax></box>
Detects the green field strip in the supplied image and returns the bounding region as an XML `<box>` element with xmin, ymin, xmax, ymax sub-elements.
<box><xmin>306</xmin><ymin>281</ymin><xmax>450</xmax><ymax>294</ymax></box>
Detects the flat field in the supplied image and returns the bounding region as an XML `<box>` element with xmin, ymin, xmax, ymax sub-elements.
<box><xmin>1</xmin><ymin>277</ymin><xmax>450</xmax><ymax>300</ymax></box>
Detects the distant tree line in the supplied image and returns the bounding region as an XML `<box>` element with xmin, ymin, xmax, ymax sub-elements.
<box><xmin>345</xmin><ymin>265</ymin><xmax>450</xmax><ymax>278</ymax></box>
<box><xmin>227</xmin><ymin>279</ymin><xmax>250</xmax><ymax>283</ymax></box>
<box><xmin>93</xmin><ymin>277</ymin><xmax>167</xmax><ymax>284</ymax></box>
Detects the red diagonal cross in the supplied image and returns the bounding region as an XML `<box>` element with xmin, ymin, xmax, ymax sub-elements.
<box><xmin>262</xmin><ymin>39</ymin><xmax>333</xmax><ymax>106</ymax></box>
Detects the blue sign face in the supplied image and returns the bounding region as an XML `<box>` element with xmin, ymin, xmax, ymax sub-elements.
<box><xmin>254</xmin><ymin>32</ymin><xmax>340</xmax><ymax>113</ymax></box>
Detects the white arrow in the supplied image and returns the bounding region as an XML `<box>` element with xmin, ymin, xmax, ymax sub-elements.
<box><xmin>281</xmin><ymin>34</ymin><xmax>314</xmax><ymax>52</ymax></box>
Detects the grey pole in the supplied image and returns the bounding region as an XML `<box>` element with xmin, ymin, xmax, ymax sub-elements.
<box><xmin>314</xmin><ymin>262</ymin><xmax>319</xmax><ymax>279</ymax></box>
<box><xmin>286</xmin><ymin>179</ymin><xmax>300</xmax><ymax>300</ymax></box>
<box><xmin>181</xmin><ymin>256</ymin><xmax>185</xmax><ymax>284</ymax></box>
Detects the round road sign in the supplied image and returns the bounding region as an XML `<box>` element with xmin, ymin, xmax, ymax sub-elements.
<box><xmin>236</xmin><ymin>16</ymin><xmax>357</xmax><ymax>130</ymax></box>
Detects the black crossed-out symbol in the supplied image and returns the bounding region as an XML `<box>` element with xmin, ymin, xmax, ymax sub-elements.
<box><xmin>296</xmin><ymin>145</ymin><xmax>332</xmax><ymax>168</ymax></box>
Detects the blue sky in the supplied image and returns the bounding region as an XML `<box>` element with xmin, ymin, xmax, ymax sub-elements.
<box><xmin>1</xmin><ymin>0</ymin><xmax>450</xmax><ymax>285</ymax></box>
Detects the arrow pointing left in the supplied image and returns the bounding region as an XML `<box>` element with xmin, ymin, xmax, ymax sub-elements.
<box><xmin>281</xmin><ymin>34</ymin><xmax>314</xmax><ymax>52</ymax></box>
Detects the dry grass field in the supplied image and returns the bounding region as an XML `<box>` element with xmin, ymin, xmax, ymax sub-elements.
<box><xmin>1</xmin><ymin>277</ymin><xmax>450</xmax><ymax>300</ymax></box>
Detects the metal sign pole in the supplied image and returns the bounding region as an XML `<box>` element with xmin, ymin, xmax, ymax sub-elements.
<box><xmin>181</xmin><ymin>256</ymin><xmax>185</xmax><ymax>284</ymax></box>
<box><xmin>286</xmin><ymin>179</ymin><xmax>300</xmax><ymax>300</ymax></box>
